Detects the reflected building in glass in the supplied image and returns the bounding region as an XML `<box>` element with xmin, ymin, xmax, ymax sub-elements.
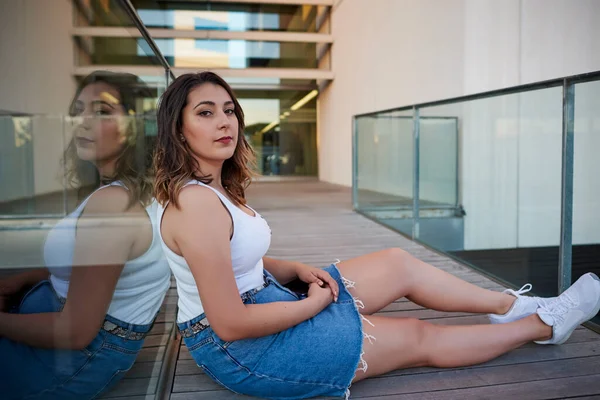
<box><xmin>71</xmin><ymin>0</ymin><xmax>328</xmax><ymax>178</ymax></box>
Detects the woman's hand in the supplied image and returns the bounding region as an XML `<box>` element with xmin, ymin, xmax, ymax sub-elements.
<box><xmin>306</xmin><ymin>282</ymin><xmax>334</xmax><ymax>313</ymax></box>
<box><xmin>0</xmin><ymin>275</ymin><xmax>29</xmax><ymax>311</ymax></box>
<box><xmin>0</xmin><ymin>269</ymin><xmax>49</xmax><ymax>311</ymax></box>
<box><xmin>0</xmin><ymin>276</ymin><xmax>26</xmax><ymax>296</ymax></box>
<box><xmin>295</xmin><ymin>263</ymin><xmax>339</xmax><ymax>302</ymax></box>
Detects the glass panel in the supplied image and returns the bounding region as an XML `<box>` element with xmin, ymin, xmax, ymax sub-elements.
<box><xmin>0</xmin><ymin>116</ymin><xmax>65</xmax><ymax>218</ymax></box>
<box><xmin>242</xmin><ymin>89</ymin><xmax>317</xmax><ymax>176</ymax></box>
<box><xmin>1</xmin><ymin>0</ymin><xmax>171</xmax><ymax>395</ymax></box>
<box><xmin>572</xmin><ymin>79</ymin><xmax>600</xmax><ymax>325</ymax></box>
<box><xmin>412</xmin><ymin>109</ymin><xmax>462</xmax><ymax>250</ymax></box>
<box><xmin>419</xmin><ymin>116</ymin><xmax>458</xmax><ymax>207</ymax></box>
<box><xmin>355</xmin><ymin>110</ymin><xmax>414</xmax><ymax>237</ymax></box>
<box><xmin>0</xmin><ymin>116</ymin><xmax>36</xmax><ymax>216</ymax></box>
<box><xmin>78</xmin><ymin>0</ymin><xmax>321</xmax><ymax>33</ymax></box>
<box><xmin>416</xmin><ymin>87</ymin><xmax>563</xmax><ymax>296</ymax></box>
<box><xmin>0</xmin><ymin>77</ymin><xmax>165</xmax><ymax>220</ymax></box>
<box><xmin>414</xmin><ymin>104</ymin><xmax>461</xmax><ymax>249</ymax></box>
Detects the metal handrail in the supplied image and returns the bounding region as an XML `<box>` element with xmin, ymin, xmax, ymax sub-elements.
<box><xmin>117</xmin><ymin>0</ymin><xmax>176</xmax><ymax>83</ymax></box>
<box><xmin>352</xmin><ymin>70</ymin><xmax>600</xmax><ymax>295</ymax></box>
<box><xmin>354</xmin><ymin>70</ymin><xmax>600</xmax><ymax>118</ymax></box>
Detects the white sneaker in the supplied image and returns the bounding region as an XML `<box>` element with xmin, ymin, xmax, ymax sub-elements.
<box><xmin>488</xmin><ymin>284</ymin><xmax>555</xmax><ymax>324</ymax></box>
<box><xmin>535</xmin><ymin>273</ymin><xmax>600</xmax><ymax>345</ymax></box>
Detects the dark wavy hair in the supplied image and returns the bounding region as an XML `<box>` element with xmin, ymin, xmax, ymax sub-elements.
<box><xmin>154</xmin><ymin>71</ymin><xmax>256</xmax><ymax>208</ymax></box>
<box><xmin>63</xmin><ymin>70</ymin><xmax>154</xmax><ymax>207</ymax></box>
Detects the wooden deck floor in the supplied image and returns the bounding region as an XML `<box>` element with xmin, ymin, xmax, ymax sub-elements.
<box><xmin>108</xmin><ymin>180</ymin><xmax>600</xmax><ymax>400</ymax></box>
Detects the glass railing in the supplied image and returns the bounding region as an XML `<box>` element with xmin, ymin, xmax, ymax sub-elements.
<box><xmin>353</xmin><ymin>71</ymin><xmax>600</xmax><ymax>328</ymax></box>
<box><xmin>0</xmin><ymin>1</ymin><xmax>173</xmax><ymax>399</ymax></box>
<box><xmin>0</xmin><ymin>114</ymin><xmax>160</xmax><ymax>220</ymax></box>
<box><xmin>1</xmin><ymin>0</ymin><xmax>170</xmax><ymax>220</ymax></box>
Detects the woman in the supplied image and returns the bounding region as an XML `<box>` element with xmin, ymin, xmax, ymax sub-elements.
<box><xmin>0</xmin><ymin>71</ymin><xmax>171</xmax><ymax>399</ymax></box>
<box><xmin>154</xmin><ymin>71</ymin><xmax>600</xmax><ymax>399</ymax></box>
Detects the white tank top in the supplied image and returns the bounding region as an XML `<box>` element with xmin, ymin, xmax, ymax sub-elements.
<box><xmin>157</xmin><ymin>180</ymin><xmax>272</xmax><ymax>323</ymax></box>
<box><xmin>44</xmin><ymin>182</ymin><xmax>171</xmax><ymax>325</ymax></box>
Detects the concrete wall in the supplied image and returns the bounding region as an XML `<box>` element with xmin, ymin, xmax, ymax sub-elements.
<box><xmin>319</xmin><ymin>0</ymin><xmax>465</xmax><ymax>186</ymax></box>
<box><xmin>0</xmin><ymin>0</ymin><xmax>75</xmax><ymax>114</ymax></box>
<box><xmin>321</xmin><ymin>0</ymin><xmax>600</xmax><ymax>249</ymax></box>
<box><xmin>0</xmin><ymin>0</ymin><xmax>76</xmax><ymax>202</ymax></box>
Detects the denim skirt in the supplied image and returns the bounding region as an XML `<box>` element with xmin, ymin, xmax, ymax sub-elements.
<box><xmin>0</xmin><ymin>280</ymin><xmax>153</xmax><ymax>400</ymax></box>
<box><xmin>178</xmin><ymin>264</ymin><xmax>364</xmax><ymax>399</ymax></box>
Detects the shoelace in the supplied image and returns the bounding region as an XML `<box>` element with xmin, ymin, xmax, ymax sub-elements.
<box><xmin>537</xmin><ymin>291</ymin><xmax>578</xmax><ymax>325</ymax></box>
<box><xmin>505</xmin><ymin>283</ymin><xmax>533</xmax><ymax>297</ymax></box>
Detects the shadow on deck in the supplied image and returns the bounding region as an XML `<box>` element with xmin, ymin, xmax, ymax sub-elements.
<box><xmin>104</xmin><ymin>180</ymin><xmax>600</xmax><ymax>400</ymax></box>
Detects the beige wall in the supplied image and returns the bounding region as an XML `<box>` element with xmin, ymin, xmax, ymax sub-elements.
<box><xmin>319</xmin><ymin>0</ymin><xmax>466</xmax><ymax>186</ymax></box>
<box><xmin>0</xmin><ymin>0</ymin><xmax>76</xmax><ymax>201</ymax></box>
<box><xmin>321</xmin><ymin>0</ymin><xmax>600</xmax><ymax>249</ymax></box>
<box><xmin>320</xmin><ymin>0</ymin><xmax>600</xmax><ymax>186</ymax></box>
<box><xmin>0</xmin><ymin>0</ymin><xmax>75</xmax><ymax>114</ymax></box>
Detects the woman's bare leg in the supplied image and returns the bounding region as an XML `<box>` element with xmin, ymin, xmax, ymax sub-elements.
<box><xmin>352</xmin><ymin>314</ymin><xmax>551</xmax><ymax>382</ymax></box>
<box><xmin>336</xmin><ymin>248</ymin><xmax>515</xmax><ymax>315</ymax></box>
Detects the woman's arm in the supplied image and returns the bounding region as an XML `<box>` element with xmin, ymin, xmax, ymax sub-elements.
<box><xmin>0</xmin><ymin>269</ymin><xmax>50</xmax><ymax>311</ymax></box>
<box><xmin>0</xmin><ymin>263</ymin><xmax>123</xmax><ymax>349</ymax></box>
<box><xmin>262</xmin><ymin>257</ymin><xmax>301</xmax><ymax>284</ymax></box>
<box><xmin>170</xmin><ymin>187</ymin><xmax>333</xmax><ymax>343</ymax></box>
<box><xmin>0</xmin><ymin>268</ymin><xmax>50</xmax><ymax>291</ymax></box>
<box><xmin>0</xmin><ymin>188</ymin><xmax>141</xmax><ymax>349</ymax></box>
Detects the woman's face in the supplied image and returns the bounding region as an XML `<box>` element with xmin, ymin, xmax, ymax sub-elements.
<box><xmin>71</xmin><ymin>81</ymin><xmax>128</xmax><ymax>164</ymax></box>
<box><xmin>181</xmin><ymin>83</ymin><xmax>239</xmax><ymax>164</ymax></box>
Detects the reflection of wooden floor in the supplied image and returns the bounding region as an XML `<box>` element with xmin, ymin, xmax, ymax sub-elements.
<box><xmin>0</xmin><ymin>189</ymin><xmax>78</xmax><ymax>216</ymax></box>
<box><xmin>357</xmin><ymin>188</ymin><xmax>451</xmax><ymax>209</ymax></box>
<box><xmin>114</xmin><ymin>180</ymin><xmax>599</xmax><ymax>400</ymax></box>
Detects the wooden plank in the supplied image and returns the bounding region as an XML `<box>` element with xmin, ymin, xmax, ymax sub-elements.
<box><xmin>356</xmin><ymin>374</ymin><xmax>600</xmax><ymax>400</ymax></box>
<box><xmin>143</xmin><ymin>332</ymin><xmax>171</xmax><ymax>348</ymax></box>
<box><xmin>137</xmin><ymin>346</ymin><xmax>166</xmax><ymax>363</ymax></box>
<box><xmin>172</xmin><ymin>357</ymin><xmax>600</xmax><ymax>398</ymax></box>
<box><xmin>125</xmin><ymin>361</ymin><xmax>163</xmax><ymax>379</ymax></box>
<box><xmin>349</xmin><ymin>356</ymin><xmax>600</xmax><ymax>397</ymax></box>
<box><xmin>99</xmin><ymin>377</ymin><xmax>159</xmax><ymax>398</ymax></box>
<box><xmin>170</xmin><ymin>391</ymin><xmax>255</xmax><ymax>400</ymax></box>
<box><xmin>174</xmin><ymin>360</ymin><xmax>201</xmax><ymax>376</ymax></box>
<box><xmin>383</xmin><ymin>341</ymin><xmax>600</xmax><ymax>378</ymax></box>
<box><xmin>378</xmin><ymin>309</ymin><xmax>476</xmax><ymax>320</ymax></box>
<box><xmin>149</xmin><ymin>322</ymin><xmax>173</xmax><ymax>336</ymax></box>
<box><xmin>172</xmin><ymin>374</ymin><xmax>218</xmax><ymax>393</ymax></box>
<box><xmin>155</xmin><ymin>311</ymin><xmax>175</xmax><ymax>324</ymax></box>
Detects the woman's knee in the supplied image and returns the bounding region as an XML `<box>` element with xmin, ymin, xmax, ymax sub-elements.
<box><xmin>418</xmin><ymin>322</ymin><xmax>446</xmax><ymax>367</ymax></box>
<box><xmin>389</xmin><ymin>317</ymin><xmax>433</xmax><ymax>368</ymax></box>
<box><xmin>383</xmin><ymin>248</ymin><xmax>413</xmax><ymax>266</ymax></box>
<box><xmin>381</xmin><ymin>248</ymin><xmax>412</xmax><ymax>277</ymax></box>
<box><xmin>383</xmin><ymin>247</ymin><xmax>407</xmax><ymax>260</ymax></box>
